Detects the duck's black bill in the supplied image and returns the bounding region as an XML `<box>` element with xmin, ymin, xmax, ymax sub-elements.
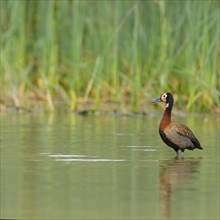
<box><xmin>152</xmin><ymin>98</ymin><xmax>161</xmax><ymax>104</ymax></box>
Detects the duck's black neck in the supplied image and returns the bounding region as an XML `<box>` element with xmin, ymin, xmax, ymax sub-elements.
<box><xmin>162</xmin><ymin>98</ymin><xmax>173</xmax><ymax>120</ymax></box>
<box><xmin>167</xmin><ymin>98</ymin><xmax>173</xmax><ymax>112</ymax></box>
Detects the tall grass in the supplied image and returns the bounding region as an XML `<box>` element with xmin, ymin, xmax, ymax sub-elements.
<box><xmin>1</xmin><ymin>0</ymin><xmax>219</xmax><ymax>112</ymax></box>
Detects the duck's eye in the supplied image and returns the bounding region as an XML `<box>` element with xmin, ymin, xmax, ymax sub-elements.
<box><xmin>163</xmin><ymin>94</ymin><xmax>166</xmax><ymax>98</ymax></box>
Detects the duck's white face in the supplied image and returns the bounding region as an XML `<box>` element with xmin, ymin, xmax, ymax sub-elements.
<box><xmin>153</xmin><ymin>92</ymin><xmax>173</xmax><ymax>109</ymax></box>
<box><xmin>153</xmin><ymin>92</ymin><xmax>173</xmax><ymax>108</ymax></box>
<box><xmin>160</xmin><ymin>93</ymin><xmax>168</xmax><ymax>103</ymax></box>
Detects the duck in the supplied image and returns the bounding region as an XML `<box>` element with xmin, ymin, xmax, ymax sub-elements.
<box><xmin>153</xmin><ymin>92</ymin><xmax>202</xmax><ymax>158</ymax></box>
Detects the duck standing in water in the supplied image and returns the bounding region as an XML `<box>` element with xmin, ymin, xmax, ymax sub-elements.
<box><xmin>153</xmin><ymin>92</ymin><xmax>203</xmax><ymax>158</ymax></box>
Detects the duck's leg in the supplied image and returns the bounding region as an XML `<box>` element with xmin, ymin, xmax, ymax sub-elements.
<box><xmin>180</xmin><ymin>149</ymin><xmax>184</xmax><ymax>159</ymax></box>
<box><xmin>175</xmin><ymin>150</ymin><xmax>179</xmax><ymax>158</ymax></box>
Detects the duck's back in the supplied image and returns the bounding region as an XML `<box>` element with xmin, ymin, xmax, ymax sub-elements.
<box><xmin>161</xmin><ymin>123</ymin><xmax>202</xmax><ymax>150</ymax></box>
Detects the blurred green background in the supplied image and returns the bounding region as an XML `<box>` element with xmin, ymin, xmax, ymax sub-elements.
<box><xmin>1</xmin><ymin>0</ymin><xmax>219</xmax><ymax>112</ymax></box>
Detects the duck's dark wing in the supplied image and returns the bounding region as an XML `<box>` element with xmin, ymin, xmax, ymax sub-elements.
<box><xmin>175</xmin><ymin>124</ymin><xmax>202</xmax><ymax>149</ymax></box>
<box><xmin>164</xmin><ymin>123</ymin><xmax>202</xmax><ymax>150</ymax></box>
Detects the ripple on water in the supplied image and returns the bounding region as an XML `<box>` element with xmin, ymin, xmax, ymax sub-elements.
<box><xmin>47</xmin><ymin>154</ymin><xmax>126</xmax><ymax>163</ymax></box>
<box><xmin>122</xmin><ymin>145</ymin><xmax>157</xmax><ymax>152</ymax></box>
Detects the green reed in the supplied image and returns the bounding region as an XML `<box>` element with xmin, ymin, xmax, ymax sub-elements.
<box><xmin>1</xmin><ymin>0</ymin><xmax>219</xmax><ymax>112</ymax></box>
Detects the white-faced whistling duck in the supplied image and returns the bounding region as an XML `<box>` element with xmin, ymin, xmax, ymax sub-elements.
<box><xmin>153</xmin><ymin>92</ymin><xmax>203</xmax><ymax>158</ymax></box>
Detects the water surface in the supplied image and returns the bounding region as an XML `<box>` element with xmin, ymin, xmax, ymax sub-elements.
<box><xmin>0</xmin><ymin>112</ymin><xmax>219</xmax><ymax>219</ymax></box>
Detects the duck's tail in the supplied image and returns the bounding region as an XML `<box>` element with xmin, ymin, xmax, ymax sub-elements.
<box><xmin>197</xmin><ymin>146</ymin><xmax>203</xmax><ymax>150</ymax></box>
<box><xmin>192</xmin><ymin>138</ymin><xmax>203</xmax><ymax>150</ymax></box>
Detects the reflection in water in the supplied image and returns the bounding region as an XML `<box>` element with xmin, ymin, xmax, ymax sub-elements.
<box><xmin>160</xmin><ymin>159</ymin><xmax>200</xmax><ymax>218</ymax></box>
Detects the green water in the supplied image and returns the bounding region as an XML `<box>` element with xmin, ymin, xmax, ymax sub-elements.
<box><xmin>0</xmin><ymin>113</ymin><xmax>219</xmax><ymax>219</ymax></box>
